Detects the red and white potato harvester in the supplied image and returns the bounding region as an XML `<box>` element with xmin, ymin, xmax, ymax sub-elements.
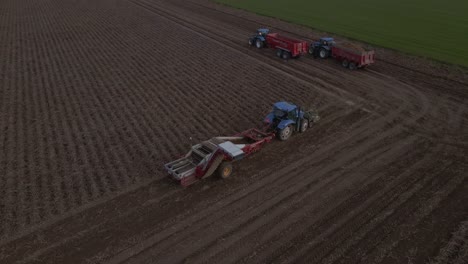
<box><xmin>164</xmin><ymin>129</ymin><xmax>275</xmax><ymax>187</ymax></box>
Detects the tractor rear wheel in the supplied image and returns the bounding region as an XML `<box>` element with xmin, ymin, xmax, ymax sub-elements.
<box><xmin>282</xmin><ymin>51</ymin><xmax>291</xmax><ymax>60</ymax></box>
<box><xmin>276</xmin><ymin>49</ymin><xmax>283</xmax><ymax>58</ymax></box>
<box><xmin>342</xmin><ymin>59</ymin><xmax>349</xmax><ymax>68</ymax></box>
<box><xmin>255</xmin><ymin>39</ymin><xmax>263</xmax><ymax>49</ymax></box>
<box><xmin>217</xmin><ymin>162</ymin><xmax>233</xmax><ymax>179</ymax></box>
<box><xmin>349</xmin><ymin>62</ymin><xmax>357</xmax><ymax>70</ymax></box>
<box><xmin>319</xmin><ymin>48</ymin><xmax>328</xmax><ymax>59</ymax></box>
<box><xmin>300</xmin><ymin>119</ymin><xmax>309</xmax><ymax>133</ymax></box>
<box><xmin>278</xmin><ymin>126</ymin><xmax>292</xmax><ymax>141</ymax></box>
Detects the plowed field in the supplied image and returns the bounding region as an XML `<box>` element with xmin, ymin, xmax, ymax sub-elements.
<box><xmin>0</xmin><ymin>0</ymin><xmax>467</xmax><ymax>263</ymax></box>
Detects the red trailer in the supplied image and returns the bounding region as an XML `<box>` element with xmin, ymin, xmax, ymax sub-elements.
<box><xmin>164</xmin><ymin>128</ymin><xmax>275</xmax><ymax>187</ymax></box>
<box><xmin>249</xmin><ymin>28</ymin><xmax>308</xmax><ymax>60</ymax></box>
<box><xmin>331</xmin><ymin>46</ymin><xmax>375</xmax><ymax>69</ymax></box>
<box><xmin>310</xmin><ymin>37</ymin><xmax>375</xmax><ymax>70</ymax></box>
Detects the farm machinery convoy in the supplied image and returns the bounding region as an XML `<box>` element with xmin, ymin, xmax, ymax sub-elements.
<box><xmin>164</xmin><ymin>102</ymin><xmax>320</xmax><ymax>187</ymax></box>
<box><xmin>163</xmin><ymin>28</ymin><xmax>369</xmax><ymax>187</ymax></box>
<box><xmin>249</xmin><ymin>28</ymin><xmax>375</xmax><ymax>69</ymax></box>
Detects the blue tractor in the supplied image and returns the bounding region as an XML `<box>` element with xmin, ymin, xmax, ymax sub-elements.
<box><xmin>263</xmin><ymin>102</ymin><xmax>320</xmax><ymax>141</ymax></box>
<box><xmin>309</xmin><ymin>37</ymin><xmax>336</xmax><ymax>59</ymax></box>
<box><xmin>248</xmin><ymin>28</ymin><xmax>270</xmax><ymax>49</ymax></box>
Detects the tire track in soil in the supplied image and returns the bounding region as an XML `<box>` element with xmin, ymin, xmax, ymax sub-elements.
<box><xmin>351</xmin><ymin>161</ymin><xmax>466</xmax><ymax>264</ymax></box>
<box><xmin>291</xmin><ymin>149</ymin><xmax>451</xmax><ymax>264</ymax></box>
<box><xmin>431</xmin><ymin>220</ymin><xmax>468</xmax><ymax>264</ymax></box>
<box><xmin>340</xmin><ymin>100</ymin><xmax>468</xmax><ymax>264</ymax></box>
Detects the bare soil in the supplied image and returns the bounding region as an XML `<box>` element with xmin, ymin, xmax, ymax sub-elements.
<box><xmin>0</xmin><ymin>0</ymin><xmax>467</xmax><ymax>263</ymax></box>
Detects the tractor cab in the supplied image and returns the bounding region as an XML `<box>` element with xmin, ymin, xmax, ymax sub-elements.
<box><xmin>271</xmin><ymin>102</ymin><xmax>298</xmax><ymax>120</ymax></box>
<box><xmin>256</xmin><ymin>28</ymin><xmax>270</xmax><ymax>36</ymax></box>
<box><xmin>316</xmin><ymin>37</ymin><xmax>335</xmax><ymax>47</ymax></box>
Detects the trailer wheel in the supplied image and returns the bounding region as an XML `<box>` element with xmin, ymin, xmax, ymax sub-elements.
<box><xmin>276</xmin><ymin>49</ymin><xmax>283</xmax><ymax>58</ymax></box>
<box><xmin>217</xmin><ymin>162</ymin><xmax>233</xmax><ymax>179</ymax></box>
<box><xmin>300</xmin><ymin>119</ymin><xmax>309</xmax><ymax>133</ymax></box>
<box><xmin>349</xmin><ymin>62</ymin><xmax>357</xmax><ymax>70</ymax></box>
<box><xmin>319</xmin><ymin>48</ymin><xmax>328</xmax><ymax>59</ymax></box>
<box><xmin>278</xmin><ymin>125</ymin><xmax>292</xmax><ymax>141</ymax></box>
<box><xmin>255</xmin><ymin>39</ymin><xmax>263</xmax><ymax>49</ymax></box>
<box><xmin>341</xmin><ymin>59</ymin><xmax>349</xmax><ymax>68</ymax></box>
<box><xmin>282</xmin><ymin>51</ymin><xmax>291</xmax><ymax>60</ymax></box>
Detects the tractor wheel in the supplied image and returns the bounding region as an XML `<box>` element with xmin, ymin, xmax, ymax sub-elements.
<box><xmin>349</xmin><ymin>62</ymin><xmax>357</xmax><ymax>70</ymax></box>
<box><xmin>255</xmin><ymin>39</ymin><xmax>263</xmax><ymax>49</ymax></box>
<box><xmin>341</xmin><ymin>59</ymin><xmax>349</xmax><ymax>68</ymax></box>
<box><xmin>276</xmin><ymin>49</ymin><xmax>283</xmax><ymax>58</ymax></box>
<box><xmin>300</xmin><ymin>119</ymin><xmax>309</xmax><ymax>133</ymax></box>
<box><xmin>278</xmin><ymin>126</ymin><xmax>292</xmax><ymax>141</ymax></box>
<box><xmin>282</xmin><ymin>51</ymin><xmax>291</xmax><ymax>60</ymax></box>
<box><xmin>217</xmin><ymin>162</ymin><xmax>233</xmax><ymax>179</ymax></box>
<box><xmin>319</xmin><ymin>48</ymin><xmax>328</xmax><ymax>59</ymax></box>
<box><xmin>248</xmin><ymin>38</ymin><xmax>254</xmax><ymax>46</ymax></box>
<box><xmin>308</xmin><ymin>47</ymin><xmax>314</xmax><ymax>55</ymax></box>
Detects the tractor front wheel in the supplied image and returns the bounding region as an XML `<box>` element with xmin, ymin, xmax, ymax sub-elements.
<box><xmin>278</xmin><ymin>126</ymin><xmax>292</xmax><ymax>141</ymax></box>
<box><xmin>319</xmin><ymin>48</ymin><xmax>328</xmax><ymax>59</ymax></box>
<box><xmin>255</xmin><ymin>39</ymin><xmax>263</xmax><ymax>49</ymax></box>
<box><xmin>217</xmin><ymin>162</ymin><xmax>233</xmax><ymax>179</ymax></box>
<box><xmin>248</xmin><ymin>38</ymin><xmax>254</xmax><ymax>46</ymax></box>
<box><xmin>276</xmin><ymin>49</ymin><xmax>283</xmax><ymax>58</ymax></box>
<box><xmin>300</xmin><ymin>119</ymin><xmax>309</xmax><ymax>133</ymax></box>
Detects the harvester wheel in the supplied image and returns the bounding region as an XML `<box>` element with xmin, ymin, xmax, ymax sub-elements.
<box><xmin>255</xmin><ymin>39</ymin><xmax>263</xmax><ymax>49</ymax></box>
<box><xmin>319</xmin><ymin>48</ymin><xmax>328</xmax><ymax>59</ymax></box>
<box><xmin>341</xmin><ymin>59</ymin><xmax>349</xmax><ymax>68</ymax></box>
<box><xmin>217</xmin><ymin>162</ymin><xmax>233</xmax><ymax>179</ymax></box>
<box><xmin>278</xmin><ymin>125</ymin><xmax>292</xmax><ymax>141</ymax></box>
<box><xmin>300</xmin><ymin>119</ymin><xmax>309</xmax><ymax>133</ymax></box>
<box><xmin>349</xmin><ymin>62</ymin><xmax>357</xmax><ymax>70</ymax></box>
<box><xmin>276</xmin><ymin>49</ymin><xmax>283</xmax><ymax>57</ymax></box>
<box><xmin>282</xmin><ymin>51</ymin><xmax>291</xmax><ymax>60</ymax></box>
